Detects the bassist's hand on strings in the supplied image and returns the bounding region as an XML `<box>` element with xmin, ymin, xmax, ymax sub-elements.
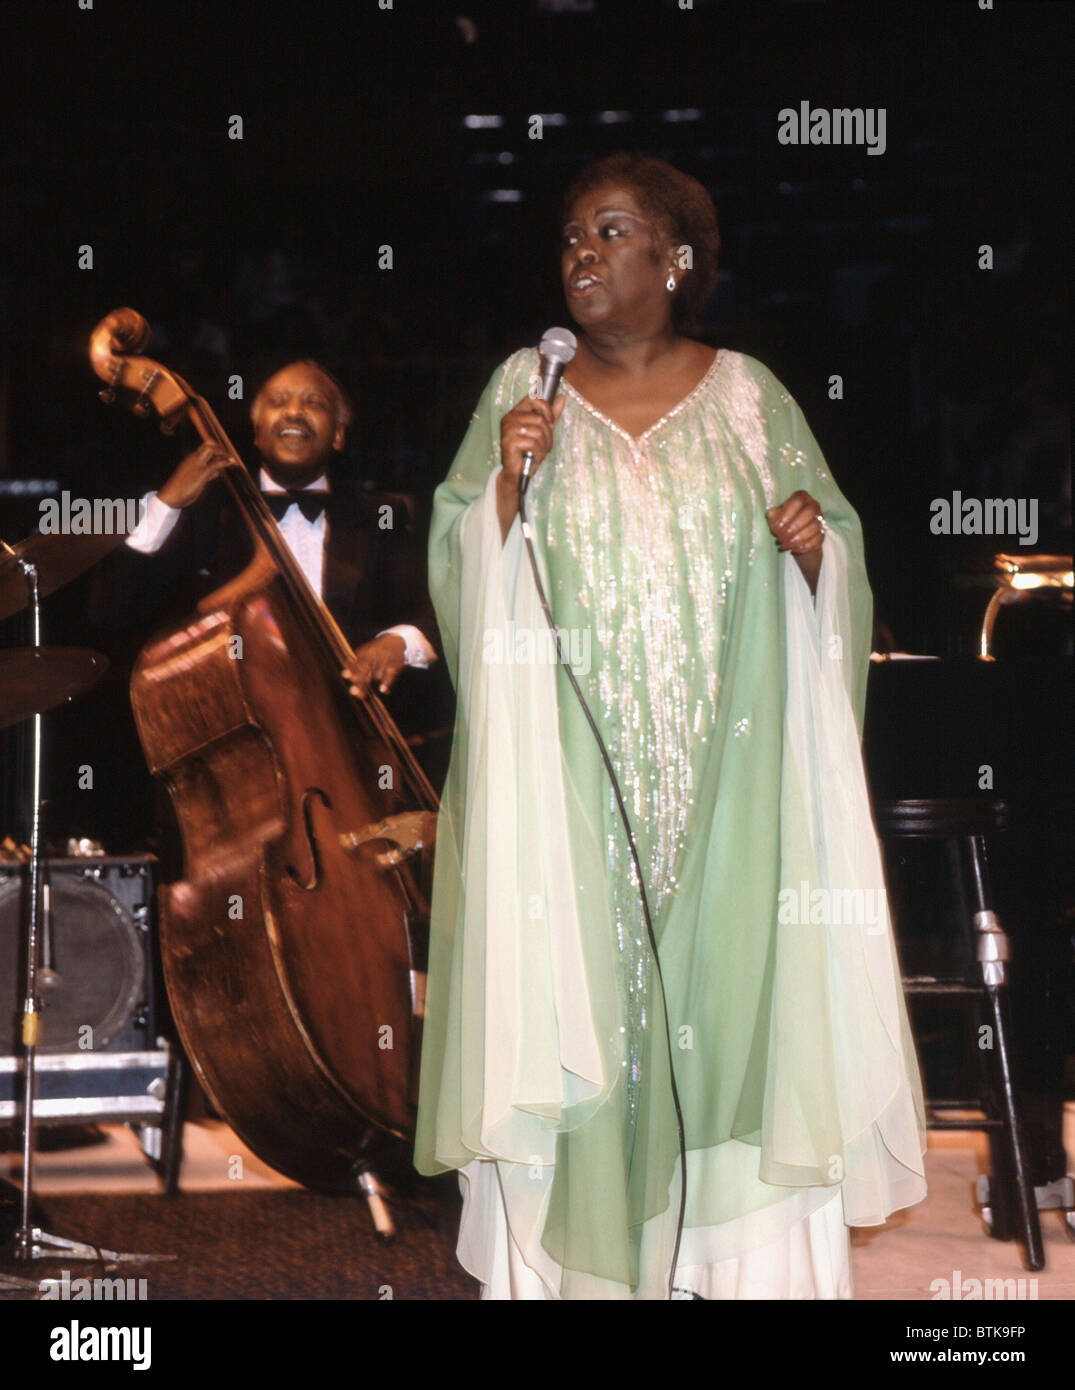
<box><xmin>342</xmin><ymin>633</ymin><xmax>407</xmax><ymax>699</ymax></box>
<box><xmin>157</xmin><ymin>442</ymin><xmax>233</xmax><ymax>510</ymax></box>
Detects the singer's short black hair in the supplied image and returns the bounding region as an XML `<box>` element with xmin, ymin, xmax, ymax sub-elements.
<box><xmin>561</xmin><ymin>154</ymin><xmax>721</xmax><ymax>335</ymax></box>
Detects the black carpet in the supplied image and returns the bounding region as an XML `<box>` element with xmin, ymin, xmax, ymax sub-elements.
<box><xmin>0</xmin><ymin>1176</ymin><xmax>479</xmax><ymax>1301</ymax></box>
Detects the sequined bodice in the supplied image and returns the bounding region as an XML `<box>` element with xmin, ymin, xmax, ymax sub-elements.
<box><xmin>522</xmin><ymin>350</ymin><xmax>778</xmax><ymax>1134</ymax></box>
<box><xmin>531</xmin><ymin>349</ymin><xmax>776</xmax><ymax>913</ymax></box>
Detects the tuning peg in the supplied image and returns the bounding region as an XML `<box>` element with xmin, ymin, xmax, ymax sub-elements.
<box><xmin>98</xmin><ymin>388</ymin><xmax>116</xmax><ymax>404</ymax></box>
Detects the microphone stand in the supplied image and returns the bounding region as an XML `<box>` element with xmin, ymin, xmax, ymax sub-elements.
<box><xmin>0</xmin><ymin>554</ymin><xmax>172</xmax><ymax>1294</ymax></box>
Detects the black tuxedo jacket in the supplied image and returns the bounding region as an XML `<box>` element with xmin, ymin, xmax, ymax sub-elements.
<box><xmin>89</xmin><ymin>472</ymin><xmax>441</xmax><ymax>656</ymax></box>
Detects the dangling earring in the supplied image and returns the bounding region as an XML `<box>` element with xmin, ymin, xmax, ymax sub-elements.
<box><xmin>666</xmin><ymin>271</ymin><xmax>676</xmax><ymax>292</ymax></box>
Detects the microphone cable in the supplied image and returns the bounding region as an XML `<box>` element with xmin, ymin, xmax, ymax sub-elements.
<box><xmin>517</xmin><ymin>457</ymin><xmax>689</xmax><ymax>1301</ymax></box>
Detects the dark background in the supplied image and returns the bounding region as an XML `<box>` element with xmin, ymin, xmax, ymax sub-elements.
<box><xmin>0</xmin><ymin>0</ymin><xmax>1070</xmax><ymax>870</ymax></box>
<box><xmin>0</xmin><ymin>0</ymin><xmax>1071</xmax><ymax>1209</ymax></box>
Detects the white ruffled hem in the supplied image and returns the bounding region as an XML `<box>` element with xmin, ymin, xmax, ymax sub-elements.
<box><xmin>458</xmin><ymin>1151</ymin><xmax>852</xmax><ymax>1301</ymax></box>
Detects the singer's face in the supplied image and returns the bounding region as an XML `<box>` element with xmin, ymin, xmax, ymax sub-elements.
<box><xmin>252</xmin><ymin>363</ymin><xmax>345</xmax><ymax>481</ymax></box>
<box><xmin>561</xmin><ymin>184</ymin><xmax>672</xmax><ymax>333</ymax></box>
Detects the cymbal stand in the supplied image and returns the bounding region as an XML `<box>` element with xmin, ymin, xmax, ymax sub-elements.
<box><xmin>0</xmin><ymin>554</ymin><xmax>170</xmax><ymax>1293</ymax></box>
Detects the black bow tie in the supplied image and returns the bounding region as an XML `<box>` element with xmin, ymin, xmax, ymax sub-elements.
<box><xmin>262</xmin><ymin>490</ymin><xmax>329</xmax><ymax>524</ymax></box>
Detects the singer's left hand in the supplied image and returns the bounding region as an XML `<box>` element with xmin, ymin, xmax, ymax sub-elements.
<box><xmin>765</xmin><ymin>491</ymin><xmax>824</xmax><ymax>554</ymax></box>
<box><xmin>766</xmin><ymin>490</ymin><xmax>825</xmax><ymax>595</ymax></box>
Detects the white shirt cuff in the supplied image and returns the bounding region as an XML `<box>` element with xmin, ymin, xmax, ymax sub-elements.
<box><xmin>378</xmin><ymin>624</ymin><xmax>437</xmax><ymax>668</ymax></box>
<box><xmin>126</xmin><ymin>491</ymin><xmax>181</xmax><ymax>554</ymax></box>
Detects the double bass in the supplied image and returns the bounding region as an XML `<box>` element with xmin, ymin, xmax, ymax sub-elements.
<box><xmin>89</xmin><ymin>309</ymin><xmax>438</xmax><ymax>1192</ymax></box>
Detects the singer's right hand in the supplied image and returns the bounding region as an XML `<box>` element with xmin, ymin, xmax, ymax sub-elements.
<box><xmin>499</xmin><ymin>395</ymin><xmax>566</xmax><ymax>485</ymax></box>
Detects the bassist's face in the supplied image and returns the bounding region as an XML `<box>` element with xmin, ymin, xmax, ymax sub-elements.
<box><xmin>252</xmin><ymin>364</ymin><xmax>346</xmax><ymax>486</ymax></box>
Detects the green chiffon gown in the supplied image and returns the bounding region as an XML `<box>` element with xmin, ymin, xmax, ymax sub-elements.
<box><xmin>415</xmin><ymin>346</ymin><xmax>927</xmax><ymax>1299</ymax></box>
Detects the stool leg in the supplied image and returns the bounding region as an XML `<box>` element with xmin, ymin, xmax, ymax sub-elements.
<box><xmin>965</xmin><ymin>835</ymin><xmax>1045</xmax><ymax>1271</ymax></box>
<box><xmin>984</xmin><ymin>1127</ymin><xmax>1015</xmax><ymax>1241</ymax></box>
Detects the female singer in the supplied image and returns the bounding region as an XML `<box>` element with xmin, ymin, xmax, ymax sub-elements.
<box><xmin>415</xmin><ymin>154</ymin><xmax>926</xmax><ymax>1299</ymax></box>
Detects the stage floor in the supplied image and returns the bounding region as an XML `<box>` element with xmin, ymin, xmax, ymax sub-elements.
<box><xmin>3</xmin><ymin>1111</ymin><xmax>1074</xmax><ymax>1300</ymax></box>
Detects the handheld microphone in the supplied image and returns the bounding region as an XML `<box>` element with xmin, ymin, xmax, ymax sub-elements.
<box><xmin>536</xmin><ymin>326</ymin><xmax>577</xmax><ymax>403</ymax></box>
<box><xmin>521</xmin><ymin>327</ymin><xmax>577</xmax><ymax>493</ymax></box>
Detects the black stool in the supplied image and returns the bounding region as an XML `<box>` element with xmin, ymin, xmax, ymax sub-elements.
<box><xmin>875</xmin><ymin>797</ymin><xmax>1045</xmax><ymax>1271</ymax></box>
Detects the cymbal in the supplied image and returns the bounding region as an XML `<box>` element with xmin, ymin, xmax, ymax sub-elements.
<box><xmin>0</xmin><ymin>647</ymin><xmax>109</xmax><ymax>730</ymax></box>
<box><xmin>0</xmin><ymin>531</ymin><xmax>127</xmax><ymax>622</ymax></box>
